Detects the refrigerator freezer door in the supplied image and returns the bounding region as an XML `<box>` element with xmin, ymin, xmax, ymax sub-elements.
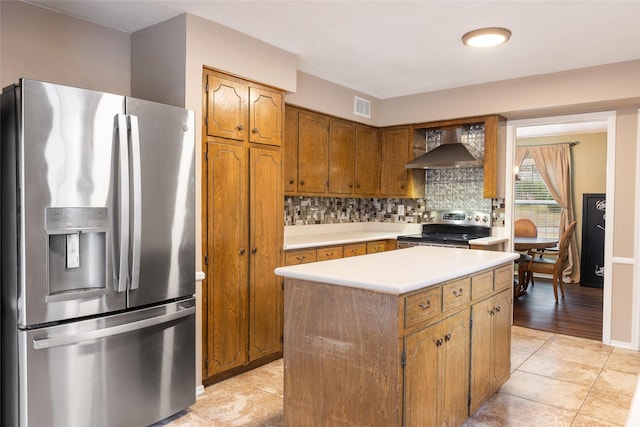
<box><xmin>10</xmin><ymin>79</ymin><xmax>127</xmax><ymax>327</ymax></box>
<box><xmin>125</xmin><ymin>98</ymin><xmax>195</xmax><ymax>308</ymax></box>
<box><xmin>15</xmin><ymin>299</ymin><xmax>195</xmax><ymax>427</ymax></box>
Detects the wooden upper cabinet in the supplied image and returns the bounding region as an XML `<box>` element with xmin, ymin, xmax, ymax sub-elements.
<box><xmin>249</xmin><ymin>86</ymin><xmax>282</xmax><ymax>147</ymax></box>
<box><xmin>284</xmin><ymin>107</ymin><xmax>299</xmax><ymax>193</ymax></box>
<box><xmin>380</xmin><ymin>127</ymin><xmax>425</xmax><ymax>197</ymax></box>
<box><xmin>482</xmin><ymin>115</ymin><xmax>506</xmax><ymax>199</ymax></box>
<box><xmin>298</xmin><ymin>111</ymin><xmax>330</xmax><ymax>193</ymax></box>
<box><xmin>355</xmin><ymin>125</ymin><xmax>380</xmax><ymax>195</ymax></box>
<box><xmin>205</xmin><ymin>72</ymin><xmax>246</xmax><ymax>141</ymax></box>
<box><xmin>329</xmin><ymin>118</ymin><xmax>356</xmax><ymax>194</ymax></box>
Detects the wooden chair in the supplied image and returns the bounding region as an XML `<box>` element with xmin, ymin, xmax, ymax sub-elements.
<box><xmin>518</xmin><ymin>221</ymin><xmax>577</xmax><ymax>302</ymax></box>
<box><xmin>514</xmin><ymin>218</ymin><xmax>538</xmax><ymax>286</ymax></box>
<box><xmin>514</xmin><ymin>218</ymin><xmax>537</xmax><ymax>238</ymax></box>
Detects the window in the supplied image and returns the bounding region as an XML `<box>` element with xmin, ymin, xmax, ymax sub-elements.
<box><xmin>514</xmin><ymin>156</ymin><xmax>561</xmax><ymax>239</ymax></box>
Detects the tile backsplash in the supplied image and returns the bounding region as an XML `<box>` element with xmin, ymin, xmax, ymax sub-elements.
<box><xmin>285</xmin><ymin>196</ymin><xmax>505</xmax><ymax>226</ymax></box>
<box><xmin>285</xmin><ymin>197</ymin><xmax>426</xmax><ymax>225</ymax></box>
<box><xmin>424</xmin><ymin>167</ymin><xmax>492</xmax><ymax>212</ymax></box>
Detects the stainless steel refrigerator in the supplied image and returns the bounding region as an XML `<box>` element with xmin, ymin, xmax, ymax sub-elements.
<box><xmin>1</xmin><ymin>79</ymin><xmax>196</xmax><ymax>427</ymax></box>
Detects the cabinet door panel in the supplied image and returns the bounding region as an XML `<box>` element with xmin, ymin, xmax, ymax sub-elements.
<box><xmin>442</xmin><ymin>309</ymin><xmax>471</xmax><ymax>427</ymax></box>
<box><xmin>249</xmin><ymin>148</ymin><xmax>283</xmax><ymax>360</ymax></box>
<box><xmin>380</xmin><ymin>128</ymin><xmax>410</xmax><ymax>196</ymax></box>
<box><xmin>284</xmin><ymin>107</ymin><xmax>299</xmax><ymax>192</ymax></box>
<box><xmin>329</xmin><ymin>119</ymin><xmax>355</xmax><ymax>194</ymax></box>
<box><xmin>249</xmin><ymin>86</ymin><xmax>282</xmax><ymax>146</ymax></box>
<box><xmin>404</xmin><ymin>322</ymin><xmax>441</xmax><ymax>427</ymax></box>
<box><xmin>492</xmin><ymin>290</ymin><xmax>512</xmax><ymax>388</ymax></box>
<box><xmin>206</xmin><ymin>73</ymin><xmax>246</xmax><ymax>141</ymax></box>
<box><xmin>206</xmin><ymin>142</ymin><xmax>248</xmax><ymax>376</ymax></box>
<box><xmin>470</xmin><ymin>297</ymin><xmax>494</xmax><ymax>413</ymax></box>
<box><xmin>355</xmin><ymin>125</ymin><xmax>380</xmax><ymax>195</ymax></box>
<box><xmin>298</xmin><ymin>112</ymin><xmax>329</xmax><ymax>193</ymax></box>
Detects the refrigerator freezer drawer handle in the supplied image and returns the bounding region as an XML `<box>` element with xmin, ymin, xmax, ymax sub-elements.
<box><xmin>115</xmin><ymin>113</ymin><xmax>130</xmax><ymax>292</ymax></box>
<box><xmin>32</xmin><ymin>306</ymin><xmax>195</xmax><ymax>350</ymax></box>
<box><xmin>128</xmin><ymin>115</ymin><xmax>142</xmax><ymax>290</ymax></box>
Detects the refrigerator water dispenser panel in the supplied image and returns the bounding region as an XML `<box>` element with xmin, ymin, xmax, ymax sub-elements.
<box><xmin>45</xmin><ymin>207</ymin><xmax>109</xmax><ymax>302</ymax></box>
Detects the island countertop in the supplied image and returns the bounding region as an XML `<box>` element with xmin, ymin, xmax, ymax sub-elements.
<box><xmin>275</xmin><ymin>246</ymin><xmax>519</xmax><ymax>294</ymax></box>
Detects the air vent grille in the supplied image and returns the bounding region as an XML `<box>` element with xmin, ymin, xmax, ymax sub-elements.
<box><xmin>354</xmin><ymin>96</ymin><xmax>371</xmax><ymax>118</ymax></box>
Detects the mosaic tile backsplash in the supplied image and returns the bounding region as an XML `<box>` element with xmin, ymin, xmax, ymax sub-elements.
<box><xmin>285</xmin><ymin>196</ymin><xmax>505</xmax><ymax>226</ymax></box>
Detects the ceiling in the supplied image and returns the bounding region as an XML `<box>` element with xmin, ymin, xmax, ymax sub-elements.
<box><xmin>25</xmin><ymin>0</ymin><xmax>640</xmax><ymax>99</ymax></box>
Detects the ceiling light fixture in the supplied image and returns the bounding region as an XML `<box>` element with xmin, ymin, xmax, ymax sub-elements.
<box><xmin>462</xmin><ymin>27</ymin><xmax>511</xmax><ymax>48</ymax></box>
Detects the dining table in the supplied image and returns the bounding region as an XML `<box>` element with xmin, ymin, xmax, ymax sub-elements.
<box><xmin>513</xmin><ymin>236</ymin><xmax>558</xmax><ymax>297</ymax></box>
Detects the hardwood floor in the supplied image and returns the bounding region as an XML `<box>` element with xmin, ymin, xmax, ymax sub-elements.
<box><xmin>513</xmin><ymin>276</ymin><xmax>604</xmax><ymax>341</ymax></box>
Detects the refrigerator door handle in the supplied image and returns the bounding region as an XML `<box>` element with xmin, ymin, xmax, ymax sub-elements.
<box><xmin>128</xmin><ymin>115</ymin><xmax>142</xmax><ymax>290</ymax></box>
<box><xmin>115</xmin><ymin>113</ymin><xmax>130</xmax><ymax>292</ymax></box>
<box><xmin>32</xmin><ymin>305</ymin><xmax>195</xmax><ymax>350</ymax></box>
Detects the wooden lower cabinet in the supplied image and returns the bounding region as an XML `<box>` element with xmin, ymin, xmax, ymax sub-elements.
<box><xmin>203</xmin><ymin>142</ymin><xmax>283</xmax><ymax>381</ymax></box>
<box><xmin>283</xmin><ymin>263</ymin><xmax>513</xmax><ymax>426</ymax></box>
<box><xmin>284</xmin><ymin>239</ymin><xmax>393</xmax><ymax>265</ymax></box>
<box><xmin>404</xmin><ymin>308</ymin><xmax>470</xmax><ymax>427</ymax></box>
<box><xmin>470</xmin><ymin>288</ymin><xmax>512</xmax><ymax>413</ymax></box>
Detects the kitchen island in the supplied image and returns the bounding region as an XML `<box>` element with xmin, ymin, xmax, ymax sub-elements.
<box><xmin>275</xmin><ymin>246</ymin><xmax>519</xmax><ymax>426</ymax></box>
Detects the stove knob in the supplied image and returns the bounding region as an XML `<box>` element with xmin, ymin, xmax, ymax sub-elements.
<box><xmin>482</xmin><ymin>215</ymin><xmax>489</xmax><ymax>223</ymax></box>
<box><xmin>466</xmin><ymin>216</ymin><xmax>472</xmax><ymax>221</ymax></box>
<box><xmin>475</xmin><ymin>215</ymin><xmax>480</xmax><ymax>222</ymax></box>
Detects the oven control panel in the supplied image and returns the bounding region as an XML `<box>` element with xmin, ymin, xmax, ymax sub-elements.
<box><xmin>423</xmin><ymin>210</ymin><xmax>491</xmax><ymax>227</ymax></box>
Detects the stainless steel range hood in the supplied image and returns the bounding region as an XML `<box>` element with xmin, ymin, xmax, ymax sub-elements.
<box><xmin>405</xmin><ymin>128</ymin><xmax>483</xmax><ymax>169</ymax></box>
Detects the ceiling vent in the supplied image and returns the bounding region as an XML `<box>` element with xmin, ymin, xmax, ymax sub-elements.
<box><xmin>354</xmin><ymin>96</ymin><xmax>371</xmax><ymax>118</ymax></box>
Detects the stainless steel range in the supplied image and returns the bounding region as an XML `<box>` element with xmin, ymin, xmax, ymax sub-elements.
<box><xmin>397</xmin><ymin>210</ymin><xmax>491</xmax><ymax>249</ymax></box>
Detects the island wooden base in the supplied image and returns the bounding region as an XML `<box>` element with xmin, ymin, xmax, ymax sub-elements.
<box><xmin>283</xmin><ymin>263</ymin><xmax>513</xmax><ymax>426</ymax></box>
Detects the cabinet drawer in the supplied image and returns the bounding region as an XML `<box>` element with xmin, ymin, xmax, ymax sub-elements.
<box><xmin>367</xmin><ymin>241</ymin><xmax>386</xmax><ymax>254</ymax></box>
<box><xmin>404</xmin><ymin>287</ymin><xmax>442</xmax><ymax>328</ymax></box>
<box><xmin>443</xmin><ymin>278</ymin><xmax>471</xmax><ymax>311</ymax></box>
<box><xmin>285</xmin><ymin>249</ymin><xmax>317</xmax><ymax>266</ymax></box>
<box><xmin>317</xmin><ymin>246</ymin><xmax>344</xmax><ymax>261</ymax></box>
<box><xmin>344</xmin><ymin>243</ymin><xmax>367</xmax><ymax>257</ymax></box>
<box><xmin>472</xmin><ymin>271</ymin><xmax>494</xmax><ymax>300</ymax></box>
<box><xmin>494</xmin><ymin>265</ymin><xmax>512</xmax><ymax>291</ymax></box>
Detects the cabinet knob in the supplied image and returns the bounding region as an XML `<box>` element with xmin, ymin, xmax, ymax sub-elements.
<box><xmin>237</xmin><ymin>124</ymin><xmax>244</xmax><ymax>131</ymax></box>
<box><xmin>296</xmin><ymin>255</ymin><xmax>306</xmax><ymax>261</ymax></box>
<box><xmin>253</xmin><ymin>127</ymin><xmax>259</xmax><ymax>133</ymax></box>
<box><xmin>251</xmin><ymin>248</ymin><xmax>258</xmax><ymax>254</ymax></box>
<box><xmin>444</xmin><ymin>333</ymin><xmax>452</xmax><ymax>342</ymax></box>
<box><xmin>288</xmin><ymin>179</ymin><xmax>295</xmax><ymax>184</ymax></box>
<box><xmin>239</xmin><ymin>248</ymin><xmax>246</xmax><ymax>255</ymax></box>
<box><xmin>300</xmin><ymin>181</ymin><xmax>305</xmax><ymax>186</ymax></box>
<box><xmin>436</xmin><ymin>338</ymin><xmax>444</xmax><ymax>347</ymax></box>
<box><xmin>418</xmin><ymin>301</ymin><xmax>431</xmax><ymax>310</ymax></box>
<box><xmin>495</xmin><ymin>306</ymin><xmax>501</xmax><ymax>312</ymax></box>
<box><xmin>453</xmin><ymin>288</ymin><xmax>464</xmax><ymax>297</ymax></box>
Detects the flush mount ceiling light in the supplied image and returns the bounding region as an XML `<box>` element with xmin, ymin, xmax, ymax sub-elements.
<box><xmin>462</xmin><ymin>27</ymin><xmax>511</xmax><ymax>48</ymax></box>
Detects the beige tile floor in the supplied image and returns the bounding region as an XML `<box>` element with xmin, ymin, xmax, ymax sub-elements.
<box><xmin>158</xmin><ymin>326</ymin><xmax>640</xmax><ymax>426</ymax></box>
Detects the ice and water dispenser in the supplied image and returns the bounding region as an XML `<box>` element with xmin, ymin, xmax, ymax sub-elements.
<box><xmin>45</xmin><ymin>207</ymin><xmax>109</xmax><ymax>301</ymax></box>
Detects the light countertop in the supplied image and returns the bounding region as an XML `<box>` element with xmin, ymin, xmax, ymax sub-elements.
<box><xmin>468</xmin><ymin>236</ymin><xmax>509</xmax><ymax>246</ymax></box>
<box><xmin>275</xmin><ymin>246</ymin><xmax>519</xmax><ymax>294</ymax></box>
<box><xmin>284</xmin><ymin>222</ymin><xmax>421</xmax><ymax>250</ymax></box>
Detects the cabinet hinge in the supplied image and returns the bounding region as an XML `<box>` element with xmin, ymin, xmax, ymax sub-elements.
<box><xmin>204</xmin><ymin>254</ymin><xmax>209</xmax><ymax>265</ymax></box>
<box><xmin>401</xmin><ymin>351</ymin><xmax>406</xmax><ymax>369</ymax></box>
<box><xmin>469</xmin><ymin>317</ymin><xmax>473</xmax><ymax>329</ymax></box>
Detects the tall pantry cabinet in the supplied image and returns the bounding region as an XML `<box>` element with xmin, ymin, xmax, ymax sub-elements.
<box><xmin>202</xmin><ymin>68</ymin><xmax>284</xmax><ymax>383</ymax></box>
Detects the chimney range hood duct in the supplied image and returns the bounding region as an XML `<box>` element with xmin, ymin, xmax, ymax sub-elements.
<box><xmin>405</xmin><ymin>128</ymin><xmax>483</xmax><ymax>169</ymax></box>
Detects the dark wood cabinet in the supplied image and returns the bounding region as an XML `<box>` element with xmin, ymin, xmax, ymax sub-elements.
<box><xmin>580</xmin><ymin>193</ymin><xmax>606</xmax><ymax>288</ymax></box>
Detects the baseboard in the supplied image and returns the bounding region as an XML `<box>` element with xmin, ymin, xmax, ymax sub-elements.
<box><xmin>196</xmin><ymin>384</ymin><xmax>205</xmax><ymax>396</ymax></box>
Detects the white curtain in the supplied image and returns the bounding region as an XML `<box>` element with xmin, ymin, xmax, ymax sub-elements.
<box><xmin>528</xmin><ymin>144</ymin><xmax>580</xmax><ymax>283</ymax></box>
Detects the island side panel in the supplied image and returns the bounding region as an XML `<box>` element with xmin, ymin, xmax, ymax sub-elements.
<box><xmin>283</xmin><ymin>278</ymin><xmax>401</xmax><ymax>426</ymax></box>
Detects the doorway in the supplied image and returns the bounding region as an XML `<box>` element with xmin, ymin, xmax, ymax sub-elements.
<box><xmin>505</xmin><ymin>112</ymin><xmax>616</xmax><ymax>343</ymax></box>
